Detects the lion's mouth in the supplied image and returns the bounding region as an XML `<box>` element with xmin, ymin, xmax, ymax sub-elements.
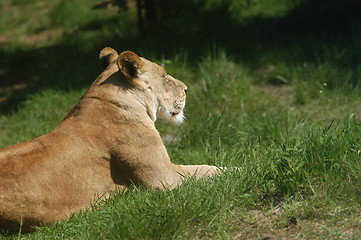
<box><xmin>171</xmin><ymin>104</ymin><xmax>184</xmax><ymax>116</ymax></box>
<box><xmin>157</xmin><ymin>106</ymin><xmax>184</xmax><ymax>124</ymax></box>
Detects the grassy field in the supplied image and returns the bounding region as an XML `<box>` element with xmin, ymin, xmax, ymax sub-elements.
<box><xmin>1</xmin><ymin>0</ymin><xmax>361</xmax><ymax>239</ymax></box>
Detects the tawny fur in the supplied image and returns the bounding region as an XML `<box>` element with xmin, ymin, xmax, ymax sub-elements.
<box><xmin>0</xmin><ymin>48</ymin><xmax>220</xmax><ymax>232</ymax></box>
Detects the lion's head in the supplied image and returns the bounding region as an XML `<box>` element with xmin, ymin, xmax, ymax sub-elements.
<box><xmin>97</xmin><ymin>48</ymin><xmax>188</xmax><ymax>125</ymax></box>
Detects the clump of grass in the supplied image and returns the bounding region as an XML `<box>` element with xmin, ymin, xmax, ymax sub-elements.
<box><xmin>190</xmin><ymin>50</ymin><xmax>251</xmax><ymax>115</ymax></box>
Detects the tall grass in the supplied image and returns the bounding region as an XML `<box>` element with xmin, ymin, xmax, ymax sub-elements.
<box><xmin>1</xmin><ymin>0</ymin><xmax>361</xmax><ymax>238</ymax></box>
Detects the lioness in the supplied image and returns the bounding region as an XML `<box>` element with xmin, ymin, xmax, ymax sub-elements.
<box><xmin>0</xmin><ymin>48</ymin><xmax>221</xmax><ymax>232</ymax></box>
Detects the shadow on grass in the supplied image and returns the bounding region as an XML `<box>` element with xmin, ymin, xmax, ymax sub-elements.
<box><xmin>1</xmin><ymin>0</ymin><xmax>361</xmax><ymax>114</ymax></box>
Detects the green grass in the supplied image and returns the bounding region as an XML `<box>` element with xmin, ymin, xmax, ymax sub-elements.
<box><xmin>1</xmin><ymin>0</ymin><xmax>361</xmax><ymax>239</ymax></box>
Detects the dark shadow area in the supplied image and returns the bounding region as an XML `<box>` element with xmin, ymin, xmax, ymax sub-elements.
<box><xmin>1</xmin><ymin>0</ymin><xmax>361</xmax><ymax>113</ymax></box>
<box><xmin>110</xmin><ymin>157</ymin><xmax>139</xmax><ymax>186</ymax></box>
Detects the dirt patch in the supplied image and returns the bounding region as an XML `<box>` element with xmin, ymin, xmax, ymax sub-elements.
<box><xmin>232</xmin><ymin>208</ymin><xmax>300</xmax><ymax>240</ymax></box>
<box><xmin>20</xmin><ymin>28</ymin><xmax>63</xmax><ymax>45</ymax></box>
<box><xmin>0</xmin><ymin>28</ymin><xmax>63</xmax><ymax>45</ymax></box>
<box><xmin>232</xmin><ymin>207</ymin><xmax>361</xmax><ymax>239</ymax></box>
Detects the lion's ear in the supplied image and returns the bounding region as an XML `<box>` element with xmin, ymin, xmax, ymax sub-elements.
<box><xmin>99</xmin><ymin>47</ymin><xmax>118</xmax><ymax>70</ymax></box>
<box><xmin>117</xmin><ymin>51</ymin><xmax>144</xmax><ymax>79</ymax></box>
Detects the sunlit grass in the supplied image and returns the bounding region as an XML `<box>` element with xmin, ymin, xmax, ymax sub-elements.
<box><xmin>1</xmin><ymin>0</ymin><xmax>361</xmax><ymax>239</ymax></box>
